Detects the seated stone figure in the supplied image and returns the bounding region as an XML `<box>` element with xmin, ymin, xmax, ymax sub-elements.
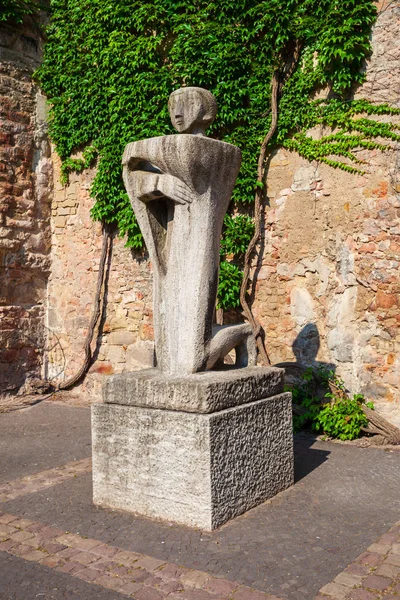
<box><xmin>122</xmin><ymin>87</ymin><xmax>256</xmax><ymax>375</ymax></box>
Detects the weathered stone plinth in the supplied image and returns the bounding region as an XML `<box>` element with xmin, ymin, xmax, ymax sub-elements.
<box><xmin>92</xmin><ymin>368</ymin><xmax>294</xmax><ymax>530</ymax></box>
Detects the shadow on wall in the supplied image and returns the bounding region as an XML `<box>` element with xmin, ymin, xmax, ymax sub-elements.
<box><xmin>275</xmin><ymin>322</ymin><xmax>336</xmax><ymax>385</ymax></box>
<box><xmin>275</xmin><ymin>323</ymin><xmax>334</xmax><ymax>482</ymax></box>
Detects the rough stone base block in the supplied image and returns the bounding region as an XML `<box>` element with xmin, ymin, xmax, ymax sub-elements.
<box><xmin>92</xmin><ymin>393</ymin><xmax>294</xmax><ymax>530</ymax></box>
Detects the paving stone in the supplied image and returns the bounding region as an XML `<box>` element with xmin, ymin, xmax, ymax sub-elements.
<box><xmin>0</xmin><ymin>403</ymin><xmax>92</xmax><ymax>481</ymax></box>
<box><xmin>73</xmin><ymin>549</ymin><xmax>100</xmax><ymax>565</ymax></box>
<box><xmin>0</xmin><ymin>552</ymin><xmax>130</xmax><ymax>599</ymax></box>
<box><xmin>119</xmin><ymin>581</ymin><xmax>144</xmax><ymax>595</ymax></box>
<box><xmin>2</xmin><ymin>403</ymin><xmax>400</xmax><ymax>600</ymax></box>
<box><xmin>136</xmin><ymin>555</ymin><xmax>167</xmax><ymax>571</ymax></box>
<box><xmin>233</xmin><ymin>586</ymin><xmax>276</xmax><ymax>599</ymax></box>
<box><xmin>345</xmin><ymin>564</ymin><xmax>371</xmax><ymax>576</ymax></box>
<box><xmin>375</xmin><ymin>563</ymin><xmax>400</xmax><ymax>578</ymax></box>
<box><xmin>205</xmin><ymin>576</ymin><xmax>239</xmax><ymax>595</ymax></box>
<box><xmin>74</xmin><ymin>566</ymin><xmax>104</xmax><ymax>581</ymax></box>
<box><xmin>319</xmin><ymin>581</ymin><xmax>349</xmax><ymax>598</ymax></box>
<box><xmin>94</xmin><ymin>573</ymin><xmax>125</xmax><ymax>590</ymax></box>
<box><xmin>10</xmin><ymin>530</ymin><xmax>34</xmax><ymax>542</ymax></box>
<box><xmin>181</xmin><ymin>569</ymin><xmax>211</xmax><ymax>588</ymax></box>
<box><xmin>346</xmin><ymin>590</ymin><xmax>377</xmax><ymax>600</ymax></box>
<box><xmin>358</xmin><ymin>552</ymin><xmax>385</xmax><ymax>568</ymax></box>
<box><xmin>386</xmin><ymin>554</ymin><xmax>400</xmax><ymax>567</ymax></box>
<box><xmin>362</xmin><ymin>574</ymin><xmax>392</xmax><ymax>590</ymax></box>
<box><xmin>134</xmin><ymin>587</ymin><xmax>165</xmax><ymax>600</ymax></box>
<box><xmin>40</xmin><ymin>555</ymin><xmax>65</xmax><ymax>568</ymax></box>
<box><xmin>334</xmin><ymin>572</ymin><xmax>363</xmax><ymax>587</ymax></box>
<box><xmin>367</xmin><ymin>543</ymin><xmax>391</xmax><ymax>554</ymax></box>
<box><xmin>19</xmin><ymin>549</ymin><xmax>47</xmax><ymax>562</ymax></box>
<box><xmin>92</xmin><ymin>542</ymin><xmax>120</xmax><ymax>558</ymax></box>
<box><xmin>157</xmin><ymin>563</ymin><xmax>190</xmax><ymax>580</ymax></box>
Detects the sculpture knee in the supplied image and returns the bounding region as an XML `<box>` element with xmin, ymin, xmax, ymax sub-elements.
<box><xmin>206</xmin><ymin>324</ymin><xmax>257</xmax><ymax>370</ymax></box>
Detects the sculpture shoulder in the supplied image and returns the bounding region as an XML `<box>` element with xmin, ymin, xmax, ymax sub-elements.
<box><xmin>122</xmin><ymin>134</ymin><xmax>241</xmax><ymax>167</ymax></box>
<box><xmin>122</xmin><ymin>136</ymin><xmax>166</xmax><ymax>166</ymax></box>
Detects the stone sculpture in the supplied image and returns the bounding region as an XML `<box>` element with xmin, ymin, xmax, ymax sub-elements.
<box><xmin>122</xmin><ymin>87</ymin><xmax>256</xmax><ymax>375</ymax></box>
<box><xmin>92</xmin><ymin>88</ymin><xmax>294</xmax><ymax>530</ymax></box>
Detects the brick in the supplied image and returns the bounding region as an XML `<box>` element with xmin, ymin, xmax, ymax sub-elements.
<box><xmin>362</xmin><ymin>574</ymin><xmax>391</xmax><ymax>590</ymax></box>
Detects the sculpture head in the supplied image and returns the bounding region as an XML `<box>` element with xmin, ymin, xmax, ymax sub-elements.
<box><xmin>168</xmin><ymin>87</ymin><xmax>217</xmax><ymax>135</ymax></box>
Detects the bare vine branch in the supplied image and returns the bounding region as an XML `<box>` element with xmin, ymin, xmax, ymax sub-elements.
<box><xmin>240</xmin><ymin>42</ymin><xmax>302</xmax><ymax>365</ymax></box>
<box><xmin>58</xmin><ymin>226</ymin><xmax>112</xmax><ymax>390</ymax></box>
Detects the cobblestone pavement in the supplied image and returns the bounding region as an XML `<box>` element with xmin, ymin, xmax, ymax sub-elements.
<box><xmin>317</xmin><ymin>521</ymin><xmax>400</xmax><ymax>599</ymax></box>
<box><xmin>0</xmin><ymin>402</ymin><xmax>399</xmax><ymax>599</ymax></box>
<box><xmin>0</xmin><ymin>402</ymin><xmax>91</xmax><ymax>481</ymax></box>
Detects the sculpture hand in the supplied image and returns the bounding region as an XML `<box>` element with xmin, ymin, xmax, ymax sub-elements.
<box><xmin>157</xmin><ymin>174</ymin><xmax>193</xmax><ymax>205</ymax></box>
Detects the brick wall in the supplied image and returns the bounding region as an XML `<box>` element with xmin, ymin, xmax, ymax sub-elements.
<box><xmin>253</xmin><ymin>2</ymin><xmax>400</xmax><ymax>425</ymax></box>
<box><xmin>0</xmin><ymin>20</ymin><xmax>52</xmax><ymax>395</ymax></box>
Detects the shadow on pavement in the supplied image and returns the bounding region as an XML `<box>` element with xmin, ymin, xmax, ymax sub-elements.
<box><xmin>293</xmin><ymin>432</ymin><xmax>331</xmax><ymax>483</ymax></box>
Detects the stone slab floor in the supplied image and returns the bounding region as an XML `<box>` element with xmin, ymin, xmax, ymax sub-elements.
<box><xmin>0</xmin><ymin>401</ymin><xmax>399</xmax><ymax>600</ymax></box>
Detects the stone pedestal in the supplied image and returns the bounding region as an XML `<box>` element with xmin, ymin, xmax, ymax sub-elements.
<box><xmin>92</xmin><ymin>367</ymin><xmax>294</xmax><ymax>530</ymax></box>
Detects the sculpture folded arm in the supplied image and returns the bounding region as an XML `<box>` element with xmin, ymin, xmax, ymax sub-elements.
<box><xmin>127</xmin><ymin>170</ymin><xmax>193</xmax><ymax>206</ymax></box>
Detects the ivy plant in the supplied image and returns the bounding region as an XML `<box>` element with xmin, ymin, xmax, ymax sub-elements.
<box><xmin>35</xmin><ymin>0</ymin><xmax>400</xmax><ymax>309</ymax></box>
<box><xmin>0</xmin><ymin>0</ymin><xmax>44</xmax><ymax>23</ymax></box>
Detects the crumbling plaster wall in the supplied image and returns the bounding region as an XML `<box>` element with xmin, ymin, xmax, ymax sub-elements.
<box><xmin>0</xmin><ymin>20</ymin><xmax>52</xmax><ymax>394</ymax></box>
<box><xmin>254</xmin><ymin>2</ymin><xmax>400</xmax><ymax>425</ymax></box>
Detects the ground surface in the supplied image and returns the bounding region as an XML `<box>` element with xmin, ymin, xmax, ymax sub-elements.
<box><xmin>0</xmin><ymin>400</ymin><xmax>399</xmax><ymax>600</ymax></box>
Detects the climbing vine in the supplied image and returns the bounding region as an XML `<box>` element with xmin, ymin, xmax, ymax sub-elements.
<box><xmin>0</xmin><ymin>0</ymin><xmax>45</xmax><ymax>23</ymax></box>
<box><xmin>34</xmin><ymin>0</ymin><xmax>400</xmax><ymax>310</ymax></box>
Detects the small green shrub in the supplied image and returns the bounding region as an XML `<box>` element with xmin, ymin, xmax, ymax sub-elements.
<box><xmin>290</xmin><ymin>368</ymin><xmax>374</xmax><ymax>440</ymax></box>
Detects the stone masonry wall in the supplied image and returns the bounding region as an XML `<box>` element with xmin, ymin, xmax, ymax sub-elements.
<box><xmin>0</xmin><ymin>20</ymin><xmax>52</xmax><ymax>395</ymax></box>
<box><xmin>2</xmin><ymin>2</ymin><xmax>399</xmax><ymax>426</ymax></box>
<box><xmin>253</xmin><ymin>2</ymin><xmax>400</xmax><ymax>425</ymax></box>
<box><xmin>47</xmin><ymin>157</ymin><xmax>154</xmax><ymax>397</ymax></box>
